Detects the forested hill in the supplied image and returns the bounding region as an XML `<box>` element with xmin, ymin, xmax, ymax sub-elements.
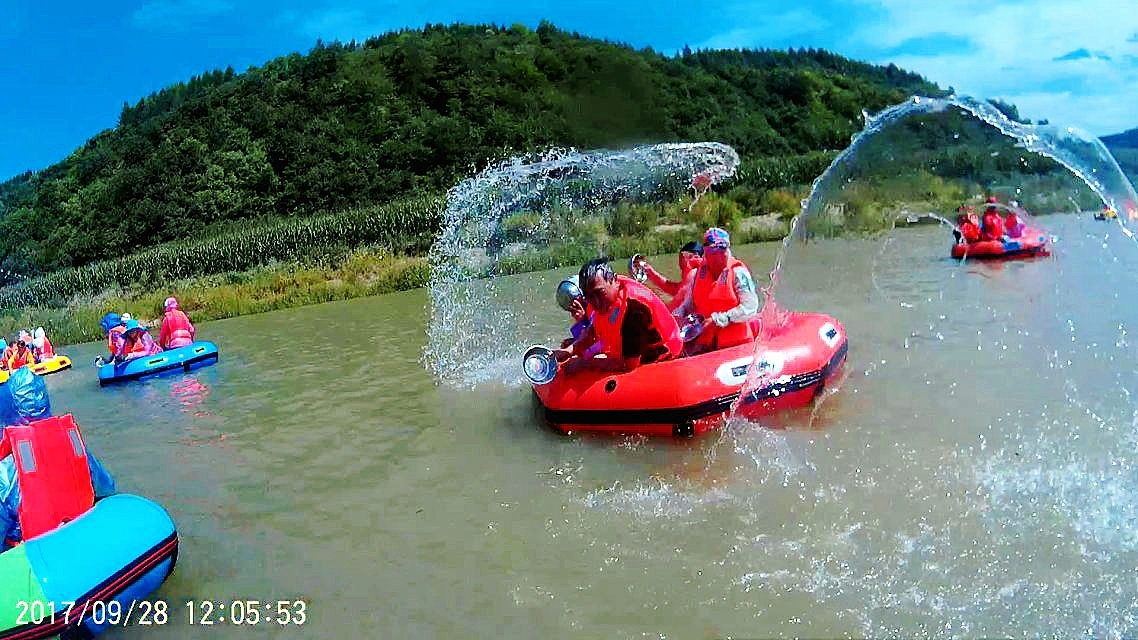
<box><xmin>1101</xmin><ymin>128</ymin><xmax>1138</xmax><ymax>184</ymax></box>
<box><xmin>1101</xmin><ymin>128</ymin><xmax>1138</xmax><ymax>149</ymax></box>
<box><xmin>0</xmin><ymin>21</ymin><xmax>947</xmax><ymax>277</ymax></box>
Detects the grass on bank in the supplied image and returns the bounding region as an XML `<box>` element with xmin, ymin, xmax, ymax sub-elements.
<box><xmin>0</xmin><ymin>247</ymin><xmax>432</xmax><ymax>346</ymax></box>
<box><xmin>0</xmin><ymin>192</ymin><xmax>794</xmax><ymax>346</ymax></box>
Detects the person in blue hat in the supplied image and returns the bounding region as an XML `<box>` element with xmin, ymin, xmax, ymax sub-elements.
<box><xmin>112</xmin><ymin>319</ymin><xmax>162</xmax><ymax>363</ymax></box>
<box><xmin>98</xmin><ymin>312</ymin><xmax>127</xmax><ymax>360</ymax></box>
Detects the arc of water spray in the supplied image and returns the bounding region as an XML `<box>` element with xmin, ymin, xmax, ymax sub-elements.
<box><xmin>423</xmin><ymin>142</ymin><xmax>742</xmax><ymax>386</ymax></box>
<box><xmin>718</xmin><ymin>94</ymin><xmax>1138</xmax><ymax>432</ymax></box>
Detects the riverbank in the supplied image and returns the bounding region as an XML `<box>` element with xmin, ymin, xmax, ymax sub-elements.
<box><xmin>0</xmin><ymin>176</ymin><xmax>1072</xmax><ymax>347</ymax></box>
<box><xmin>0</xmin><ymin>216</ymin><xmax>792</xmax><ymax>346</ymax></box>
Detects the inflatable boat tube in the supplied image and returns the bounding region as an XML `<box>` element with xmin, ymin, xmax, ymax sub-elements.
<box><xmin>28</xmin><ymin>357</ymin><xmax>71</xmax><ymax>377</ymax></box>
<box><xmin>531</xmin><ymin>311</ymin><xmax>848</xmax><ymax>437</ymax></box>
<box><xmin>0</xmin><ymin>494</ymin><xmax>178</xmax><ymax>639</ymax></box>
<box><xmin>98</xmin><ymin>341</ymin><xmax>218</xmax><ymax>387</ymax></box>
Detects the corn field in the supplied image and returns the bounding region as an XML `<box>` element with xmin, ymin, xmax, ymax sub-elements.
<box><xmin>0</xmin><ymin>195</ymin><xmax>445</xmax><ymax>310</ymax></box>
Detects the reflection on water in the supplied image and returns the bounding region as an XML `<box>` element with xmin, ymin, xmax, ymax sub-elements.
<box><xmin>170</xmin><ymin>378</ymin><xmax>211</xmax><ymax>416</ymax></box>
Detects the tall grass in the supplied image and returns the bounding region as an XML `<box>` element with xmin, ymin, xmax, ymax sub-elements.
<box><xmin>0</xmin><ymin>195</ymin><xmax>445</xmax><ymax>310</ymax></box>
<box><xmin>0</xmin><ymin>247</ymin><xmax>430</xmax><ymax>345</ymax></box>
<box><xmin>0</xmin><ymin>165</ymin><xmax>1089</xmax><ymax>346</ymax></box>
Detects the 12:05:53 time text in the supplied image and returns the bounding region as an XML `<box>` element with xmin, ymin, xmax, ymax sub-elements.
<box><xmin>186</xmin><ymin>600</ymin><xmax>307</xmax><ymax>625</ymax></box>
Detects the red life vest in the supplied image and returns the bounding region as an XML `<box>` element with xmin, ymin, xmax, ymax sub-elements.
<box><xmin>981</xmin><ymin>211</ymin><xmax>1005</xmax><ymax>241</ymax></box>
<box><xmin>591</xmin><ymin>275</ymin><xmax>681</xmax><ymax>364</ymax></box>
<box><xmin>0</xmin><ymin>414</ymin><xmax>95</xmax><ymax>542</ymax></box>
<box><xmin>961</xmin><ymin>221</ymin><xmax>981</xmax><ymax>242</ymax></box>
<box><xmin>161</xmin><ymin>309</ymin><xmax>195</xmax><ymax>349</ymax></box>
<box><xmin>1004</xmin><ymin>213</ymin><xmax>1024</xmax><ymax>238</ymax></box>
<box><xmin>691</xmin><ymin>257</ymin><xmax>756</xmax><ymax>350</ymax></box>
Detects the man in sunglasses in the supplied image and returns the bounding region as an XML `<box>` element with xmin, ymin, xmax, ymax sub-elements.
<box><xmin>676</xmin><ymin>227</ymin><xmax>760</xmax><ymax>354</ymax></box>
<box><xmin>552</xmin><ymin>258</ymin><xmax>682</xmax><ymax>375</ymax></box>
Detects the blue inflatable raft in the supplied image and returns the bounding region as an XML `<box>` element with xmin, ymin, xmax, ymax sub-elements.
<box><xmin>97</xmin><ymin>341</ymin><xmax>219</xmax><ymax>387</ymax></box>
<box><xmin>0</xmin><ymin>494</ymin><xmax>178</xmax><ymax>639</ymax></box>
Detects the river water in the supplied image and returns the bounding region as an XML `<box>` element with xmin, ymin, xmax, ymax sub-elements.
<box><xmin>45</xmin><ymin>212</ymin><xmax>1138</xmax><ymax>638</ymax></box>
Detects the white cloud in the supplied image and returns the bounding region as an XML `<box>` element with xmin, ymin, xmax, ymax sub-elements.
<box><xmin>693</xmin><ymin>0</ymin><xmax>1138</xmax><ymax>135</ymax></box>
<box><xmin>848</xmin><ymin>0</ymin><xmax>1138</xmax><ymax>135</ymax></box>
<box><xmin>131</xmin><ymin>0</ymin><xmax>232</xmax><ymax>29</ymax></box>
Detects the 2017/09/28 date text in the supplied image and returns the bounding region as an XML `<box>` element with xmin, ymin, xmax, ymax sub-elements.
<box><xmin>16</xmin><ymin>599</ymin><xmax>170</xmax><ymax>627</ymax></box>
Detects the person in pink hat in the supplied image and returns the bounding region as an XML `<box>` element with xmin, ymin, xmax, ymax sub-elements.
<box><xmin>674</xmin><ymin>227</ymin><xmax>760</xmax><ymax>355</ymax></box>
<box><xmin>158</xmin><ymin>296</ymin><xmax>196</xmax><ymax>349</ymax></box>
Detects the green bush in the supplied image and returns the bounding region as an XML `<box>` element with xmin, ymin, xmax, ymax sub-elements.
<box><xmin>606</xmin><ymin>202</ymin><xmax>658</xmax><ymax>237</ymax></box>
<box><xmin>759</xmin><ymin>188</ymin><xmax>803</xmax><ymax>219</ymax></box>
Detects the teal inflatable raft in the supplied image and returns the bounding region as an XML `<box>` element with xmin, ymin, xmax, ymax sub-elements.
<box><xmin>98</xmin><ymin>341</ymin><xmax>219</xmax><ymax>387</ymax></box>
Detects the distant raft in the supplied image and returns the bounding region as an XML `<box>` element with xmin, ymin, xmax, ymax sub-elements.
<box><xmin>97</xmin><ymin>341</ymin><xmax>219</xmax><ymax>387</ymax></box>
<box><xmin>951</xmin><ymin>227</ymin><xmax>1050</xmax><ymax>260</ymax></box>
<box><xmin>0</xmin><ymin>356</ymin><xmax>72</xmax><ymax>386</ymax></box>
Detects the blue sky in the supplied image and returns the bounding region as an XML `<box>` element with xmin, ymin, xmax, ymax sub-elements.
<box><xmin>2</xmin><ymin>0</ymin><xmax>1136</xmax><ymax>180</ymax></box>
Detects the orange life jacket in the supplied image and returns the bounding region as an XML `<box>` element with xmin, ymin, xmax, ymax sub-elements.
<box><xmin>0</xmin><ymin>415</ymin><xmax>95</xmax><ymax>542</ymax></box>
<box><xmin>691</xmin><ymin>257</ymin><xmax>756</xmax><ymax>350</ymax></box>
<box><xmin>591</xmin><ymin>275</ymin><xmax>681</xmax><ymax>364</ymax></box>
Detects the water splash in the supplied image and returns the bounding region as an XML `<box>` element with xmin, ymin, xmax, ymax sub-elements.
<box><xmin>729</xmin><ymin>95</ymin><xmax>1137</xmax><ymax>423</ymax></box>
<box><xmin>419</xmin><ymin>95</ymin><xmax>1138</xmax><ymax>638</ymax></box>
<box><xmin>423</xmin><ymin>143</ymin><xmax>740</xmax><ymax>386</ymax></box>
<box><xmin>770</xmin><ymin>96</ymin><xmax>1130</xmax><ymax>297</ymax></box>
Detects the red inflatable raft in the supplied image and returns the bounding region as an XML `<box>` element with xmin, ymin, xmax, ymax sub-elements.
<box><xmin>951</xmin><ymin>227</ymin><xmax>1050</xmax><ymax>260</ymax></box>
<box><xmin>531</xmin><ymin>311</ymin><xmax>848</xmax><ymax>437</ymax></box>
